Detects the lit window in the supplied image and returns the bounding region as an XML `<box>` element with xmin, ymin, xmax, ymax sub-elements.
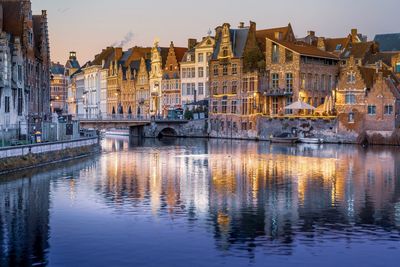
<box><xmin>396</xmin><ymin>63</ymin><xmax>400</xmax><ymax>73</ymax></box>
<box><xmin>348</xmin><ymin>112</ymin><xmax>355</xmax><ymax>123</ymax></box>
<box><xmin>368</xmin><ymin>105</ymin><xmax>376</xmax><ymax>115</ymax></box>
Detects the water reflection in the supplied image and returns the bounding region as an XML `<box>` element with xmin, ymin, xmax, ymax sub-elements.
<box><xmin>1</xmin><ymin>138</ymin><xmax>400</xmax><ymax>266</ymax></box>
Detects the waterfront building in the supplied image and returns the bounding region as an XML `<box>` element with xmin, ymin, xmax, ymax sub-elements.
<box><xmin>336</xmin><ymin>56</ymin><xmax>400</xmax><ymax>134</ymax></box>
<box><xmin>262</xmin><ymin>24</ymin><xmax>340</xmax><ymax>114</ymax></box>
<box><xmin>135</xmin><ymin>57</ymin><xmax>152</xmax><ymax>117</ymax></box>
<box><xmin>180</xmin><ymin>36</ymin><xmax>215</xmax><ymax>109</ymax></box>
<box><xmin>0</xmin><ymin>0</ymin><xmax>51</xmax><ymax>136</ymax></box>
<box><xmin>117</xmin><ymin>47</ymin><xmax>151</xmax><ymax>117</ymax></box>
<box><xmin>106</xmin><ymin>47</ymin><xmax>123</xmax><ymax>115</ymax></box>
<box><xmin>208</xmin><ymin>22</ymin><xmax>270</xmax><ymax>138</ymax></box>
<box><xmin>149</xmin><ymin>41</ymin><xmax>187</xmax><ymax>117</ymax></box>
<box><xmin>50</xmin><ymin>62</ymin><xmax>67</xmax><ymax>114</ymax></box>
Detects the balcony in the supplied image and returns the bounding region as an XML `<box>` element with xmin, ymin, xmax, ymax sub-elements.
<box><xmin>266</xmin><ymin>88</ymin><xmax>293</xmax><ymax>97</ymax></box>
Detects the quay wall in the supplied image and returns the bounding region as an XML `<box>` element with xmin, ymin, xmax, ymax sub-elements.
<box><xmin>0</xmin><ymin>137</ymin><xmax>99</xmax><ymax>175</ymax></box>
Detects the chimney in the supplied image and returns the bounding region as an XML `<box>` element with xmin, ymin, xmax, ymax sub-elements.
<box><xmin>215</xmin><ymin>26</ymin><xmax>223</xmax><ymax>41</ymax></box>
<box><xmin>317</xmin><ymin>37</ymin><xmax>326</xmax><ymax>51</ymax></box>
<box><xmin>351</xmin><ymin>28</ymin><xmax>359</xmax><ymax>42</ymax></box>
<box><xmin>274</xmin><ymin>31</ymin><xmax>283</xmax><ymax>41</ymax></box>
<box><xmin>308</xmin><ymin>31</ymin><xmax>315</xmax><ymax>37</ymax></box>
<box><xmin>239</xmin><ymin>22</ymin><xmax>245</xmax><ymax>28</ymax></box>
<box><xmin>0</xmin><ymin>5</ymin><xmax>3</xmax><ymax>32</ymax></box>
<box><xmin>188</xmin><ymin>38</ymin><xmax>197</xmax><ymax>50</ymax></box>
<box><xmin>42</xmin><ymin>10</ymin><xmax>47</xmax><ymax>17</ymax></box>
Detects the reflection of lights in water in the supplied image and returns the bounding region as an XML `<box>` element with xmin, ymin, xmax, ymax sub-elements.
<box><xmin>69</xmin><ymin>179</ymin><xmax>76</xmax><ymax>204</ymax></box>
<box><xmin>395</xmin><ymin>203</ymin><xmax>400</xmax><ymax>227</ymax></box>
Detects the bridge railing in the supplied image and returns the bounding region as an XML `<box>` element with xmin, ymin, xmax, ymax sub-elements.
<box><xmin>74</xmin><ymin>114</ymin><xmax>189</xmax><ymax>123</ymax></box>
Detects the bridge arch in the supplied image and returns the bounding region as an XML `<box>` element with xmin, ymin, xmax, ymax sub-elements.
<box><xmin>157</xmin><ymin>127</ymin><xmax>178</xmax><ymax>138</ymax></box>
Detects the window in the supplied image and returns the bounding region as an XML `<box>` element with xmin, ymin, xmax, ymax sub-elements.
<box><xmin>182</xmin><ymin>68</ymin><xmax>187</xmax><ymax>78</ymax></box>
<box><xmin>314</xmin><ymin>74</ymin><xmax>319</xmax><ymax>90</ymax></box>
<box><xmin>272</xmin><ymin>73</ymin><xmax>279</xmax><ymax>89</ymax></box>
<box><xmin>198</xmin><ymin>53</ymin><xmax>204</xmax><ymax>62</ymax></box>
<box><xmin>186</xmin><ymin>84</ymin><xmax>191</xmax><ymax>96</ymax></box>
<box><xmin>198</xmin><ymin>83</ymin><xmax>204</xmax><ymax>95</ymax></box>
<box><xmin>243</xmin><ymin>78</ymin><xmax>248</xmax><ymax>92</ymax></box>
<box><xmin>321</xmin><ymin>74</ymin><xmax>325</xmax><ymax>91</ymax></box>
<box><xmin>249</xmin><ymin>77</ymin><xmax>255</xmax><ymax>91</ymax></box>
<box><xmin>212</xmin><ymin>82</ymin><xmax>218</xmax><ymax>95</ymax></box>
<box><xmin>222</xmin><ymin>100</ymin><xmax>227</xmax><ymax>113</ymax></box>
<box><xmin>198</xmin><ymin>67</ymin><xmax>204</xmax><ymax>78</ymax></box>
<box><xmin>368</xmin><ymin>105</ymin><xmax>376</xmax><ymax>115</ymax></box>
<box><xmin>348</xmin><ymin>112</ymin><xmax>355</xmax><ymax>123</ymax></box>
<box><xmin>272</xmin><ymin>97</ymin><xmax>278</xmax><ymax>114</ymax></box>
<box><xmin>232</xmin><ymin>64</ymin><xmax>238</xmax><ymax>75</ymax></box>
<box><xmin>347</xmin><ymin>71</ymin><xmax>356</xmax><ymax>84</ymax></box>
<box><xmin>212</xmin><ymin>101</ymin><xmax>218</xmax><ymax>113</ymax></box>
<box><xmin>345</xmin><ymin>93</ymin><xmax>356</xmax><ymax>104</ymax></box>
<box><xmin>222</xmin><ymin>81</ymin><xmax>228</xmax><ymax>94</ymax></box>
<box><xmin>213</xmin><ymin>65</ymin><xmax>219</xmax><ymax>76</ymax></box>
<box><xmin>307</xmin><ymin>73</ymin><xmax>313</xmax><ymax>89</ymax></box>
<box><xmin>5</xmin><ymin>96</ymin><xmax>10</xmax><ymax>113</ymax></box>
<box><xmin>335</xmin><ymin>44</ymin><xmax>342</xmax><ymax>51</ymax></box>
<box><xmin>285</xmin><ymin>49</ymin><xmax>293</xmax><ymax>62</ymax></box>
<box><xmin>191</xmin><ymin>68</ymin><xmax>196</xmax><ymax>78</ymax></box>
<box><xmin>286</xmin><ymin>73</ymin><xmax>293</xmax><ymax>92</ymax></box>
<box><xmin>384</xmin><ymin>105</ymin><xmax>393</xmax><ymax>115</ymax></box>
<box><xmin>396</xmin><ymin>63</ymin><xmax>400</xmax><ymax>73</ymax></box>
<box><xmin>285</xmin><ymin>97</ymin><xmax>293</xmax><ymax>114</ymax></box>
<box><xmin>300</xmin><ymin>73</ymin><xmax>306</xmax><ymax>89</ymax></box>
<box><xmin>222</xmin><ymin>64</ymin><xmax>228</xmax><ymax>76</ymax></box>
<box><xmin>223</xmin><ymin>47</ymin><xmax>228</xmax><ymax>57</ymax></box>
<box><xmin>18</xmin><ymin>65</ymin><xmax>23</xmax><ymax>82</ymax></box>
<box><xmin>231</xmin><ymin>100</ymin><xmax>237</xmax><ymax>114</ymax></box>
<box><xmin>232</xmin><ymin>80</ymin><xmax>238</xmax><ymax>94</ymax></box>
<box><xmin>327</xmin><ymin>75</ymin><xmax>332</xmax><ymax>90</ymax></box>
<box><xmin>272</xmin><ymin>43</ymin><xmax>279</xmax><ymax>63</ymax></box>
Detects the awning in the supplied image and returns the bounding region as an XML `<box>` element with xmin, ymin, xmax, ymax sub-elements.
<box><xmin>284</xmin><ymin>101</ymin><xmax>316</xmax><ymax>110</ymax></box>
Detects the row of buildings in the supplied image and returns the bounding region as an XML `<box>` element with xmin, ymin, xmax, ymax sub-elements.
<box><xmin>56</xmin><ymin>22</ymin><xmax>400</xmax><ymax>137</ymax></box>
<box><xmin>0</xmin><ymin>0</ymin><xmax>51</xmax><ymax>138</ymax></box>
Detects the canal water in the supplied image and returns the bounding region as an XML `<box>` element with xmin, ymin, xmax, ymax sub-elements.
<box><xmin>1</xmin><ymin>137</ymin><xmax>400</xmax><ymax>267</ymax></box>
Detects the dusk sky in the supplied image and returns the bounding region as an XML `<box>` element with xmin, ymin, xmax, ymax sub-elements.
<box><xmin>32</xmin><ymin>0</ymin><xmax>399</xmax><ymax>65</ymax></box>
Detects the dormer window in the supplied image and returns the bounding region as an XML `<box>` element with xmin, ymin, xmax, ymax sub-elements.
<box><xmin>335</xmin><ymin>44</ymin><xmax>342</xmax><ymax>51</ymax></box>
<box><xmin>347</xmin><ymin>71</ymin><xmax>356</xmax><ymax>84</ymax></box>
<box><xmin>187</xmin><ymin>55</ymin><xmax>191</xmax><ymax>61</ymax></box>
<box><xmin>222</xmin><ymin>47</ymin><xmax>228</xmax><ymax>57</ymax></box>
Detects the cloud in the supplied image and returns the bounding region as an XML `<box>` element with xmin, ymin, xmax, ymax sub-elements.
<box><xmin>111</xmin><ymin>31</ymin><xmax>134</xmax><ymax>48</ymax></box>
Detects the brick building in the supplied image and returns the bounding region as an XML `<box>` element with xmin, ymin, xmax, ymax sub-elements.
<box><xmin>336</xmin><ymin>56</ymin><xmax>400</xmax><ymax>134</ymax></box>
<box><xmin>262</xmin><ymin>25</ymin><xmax>340</xmax><ymax>115</ymax></box>
<box><xmin>50</xmin><ymin>62</ymin><xmax>67</xmax><ymax>114</ymax></box>
<box><xmin>0</xmin><ymin>0</ymin><xmax>51</xmax><ymax>137</ymax></box>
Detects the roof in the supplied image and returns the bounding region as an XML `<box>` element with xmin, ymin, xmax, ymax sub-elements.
<box><xmin>181</xmin><ymin>49</ymin><xmax>195</xmax><ymax>63</ymax></box>
<box><xmin>212</xmin><ymin>27</ymin><xmax>250</xmax><ymax>59</ymax></box>
<box><xmin>340</xmin><ymin>41</ymin><xmax>375</xmax><ymax>59</ymax></box>
<box><xmin>374</xmin><ymin>33</ymin><xmax>400</xmax><ymax>52</ymax></box>
<box><xmin>91</xmin><ymin>47</ymin><xmax>115</xmax><ymax>68</ymax></box>
<box><xmin>365</xmin><ymin>52</ymin><xmax>398</xmax><ymax>67</ymax></box>
<box><xmin>256</xmin><ymin>25</ymin><xmax>292</xmax><ymax>45</ymax></box>
<box><xmin>65</xmin><ymin>58</ymin><xmax>80</xmax><ymax>69</ymax></box>
<box><xmin>50</xmin><ymin>62</ymin><xmax>65</xmax><ymax>75</ymax></box>
<box><xmin>1</xmin><ymin>2</ymin><xmax>24</xmax><ymax>38</ymax></box>
<box><xmin>323</xmin><ymin>37</ymin><xmax>350</xmax><ymax>53</ymax></box>
<box><xmin>267</xmin><ymin>37</ymin><xmax>339</xmax><ymax>59</ymax></box>
<box><xmin>358</xmin><ymin>66</ymin><xmax>400</xmax><ymax>89</ymax></box>
<box><xmin>173</xmin><ymin>47</ymin><xmax>188</xmax><ymax>62</ymax></box>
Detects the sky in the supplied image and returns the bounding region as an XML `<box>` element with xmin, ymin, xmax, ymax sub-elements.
<box><xmin>32</xmin><ymin>0</ymin><xmax>399</xmax><ymax>65</ymax></box>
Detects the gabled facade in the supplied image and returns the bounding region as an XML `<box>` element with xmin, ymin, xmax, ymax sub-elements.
<box><xmin>149</xmin><ymin>41</ymin><xmax>168</xmax><ymax>116</ymax></box>
<box><xmin>161</xmin><ymin>42</ymin><xmax>187</xmax><ymax>117</ymax></box>
<box><xmin>50</xmin><ymin>62</ymin><xmax>67</xmax><ymax>114</ymax></box>
<box><xmin>135</xmin><ymin>57</ymin><xmax>151</xmax><ymax>116</ymax></box>
<box><xmin>209</xmin><ymin>21</ymin><xmax>268</xmax><ymax>138</ymax></box>
<box><xmin>180</xmin><ymin>36</ymin><xmax>215</xmax><ymax>108</ymax></box>
<box><xmin>263</xmin><ymin>26</ymin><xmax>340</xmax><ymax>115</ymax></box>
<box><xmin>336</xmin><ymin>56</ymin><xmax>400</xmax><ymax>133</ymax></box>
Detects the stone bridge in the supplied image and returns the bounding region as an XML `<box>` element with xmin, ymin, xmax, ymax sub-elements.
<box><xmin>79</xmin><ymin>118</ymin><xmax>207</xmax><ymax>138</ymax></box>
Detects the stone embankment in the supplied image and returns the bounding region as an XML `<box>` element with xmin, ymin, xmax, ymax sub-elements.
<box><xmin>0</xmin><ymin>137</ymin><xmax>99</xmax><ymax>175</ymax></box>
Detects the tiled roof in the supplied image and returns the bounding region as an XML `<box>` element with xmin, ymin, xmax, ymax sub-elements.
<box><xmin>323</xmin><ymin>37</ymin><xmax>350</xmax><ymax>52</ymax></box>
<box><xmin>1</xmin><ymin>2</ymin><xmax>24</xmax><ymax>38</ymax></box>
<box><xmin>374</xmin><ymin>33</ymin><xmax>400</xmax><ymax>52</ymax></box>
<box><xmin>340</xmin><ymin>41</ymin><xmax>375</xmax><ymax>59</ymax></box>
<box><xmin>358</xmin><ymin>66</ymin><xmax>400</xmax><ymax>89</ymax></box>
<box><xmin>50</xmin><ymin>62</ymin><xmax>65</xmax><ymax>75</ymax></box>
<box><xmin>66</xmin><ymin>59</ymin><xmax>80</xmax><ymax>69</ymax></box>
<box><xmin>256</xmin><ymin>25</ymin><xmax>292</xmax><ymax>49</ymax></box>
<box><xmin>268</xmin><ymin>37</ymin><xmax>339</xmax><ymax>59</ymax></box>
<box><xmin>181</xmin><ymin>49</ymin><xmax>195</xmax><ymax>63</ymax></box>
<box><xmin>212</xmin><ymin>27</ymin><xmax>250</xmax><ymax>59</ymax></box>
<box><xmin>365</xmin><ymin>52</ymin><xmax>398</xmax><ymax>67</ymax></box>
<box><xmin>174</xmin><ymin>47</ymin><xmax>188</xmax><ymax>62</ymax></box>
<box><xmin>91</xmin><ymin>47</ymin><xmax>115</xmax><ymax>67</ymax></box>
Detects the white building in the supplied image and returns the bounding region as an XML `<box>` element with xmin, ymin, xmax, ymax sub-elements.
<box><xmin>180</xmin><ymin>36</ymin><xmax>215</xmax><ymax>108</ymax></box>
<box><xmin>0</xmin><ymin>33</ymin><xmax>28</xmax><ymax>135</ymax></box>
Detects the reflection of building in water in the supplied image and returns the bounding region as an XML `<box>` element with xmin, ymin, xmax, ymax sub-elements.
<box><xmin>0</xmin><ymin>177</ymin><xmax>50</xmax><ymax>266</ymax></box>
<box><xmin>207</xmin><ymin>140</ymin><xmax>400</xmax><ymax>251</ymax></box>
<box><xmin>95</xmin><ymin>137</ymin><xmax>210</xmax><ymax>218</ymax></box>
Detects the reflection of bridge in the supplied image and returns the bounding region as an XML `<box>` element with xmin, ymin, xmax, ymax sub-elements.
<box><xmin>78</xmin><ymin>116</ymin><xmax>200</xmax><ymax>138</ymax></box>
